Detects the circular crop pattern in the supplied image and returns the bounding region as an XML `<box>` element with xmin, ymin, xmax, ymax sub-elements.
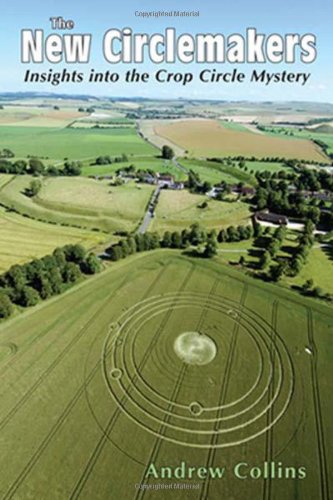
<box><xmin>86</xmin><ymin>291</ymin><xmax>294</xmax><ymax>451</ymax></box>
<box><xmin>0</xmin><ymin>343</ymin><xmax>18</xmax><ymax>359</ymax></box>
<box><xmin>173</xmin><ymin>331</ymin><xmax>217</xmax><ymax>365</ymax></box>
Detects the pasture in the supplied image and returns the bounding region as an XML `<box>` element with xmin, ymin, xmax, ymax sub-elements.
<box><xmin>0</xmin><ymin>126</ymin><xmax>157</xmax><ymax>161</ymax></box>
<box><xmin>0</xmin><ymin>252</ymin><xmax>331</xmax><ymax>499</ymax></box>
<box><xmin>180</xmin><ymin>159</ymin><xmax>256</xmax><ymax>185</ymax></box>
<box><xmin>155</xmin><ymin>120</ymin><xmax>328</xmax><ymax>162</ymax></box>
<box><xmin>151</xmin><ymin>189</ymin><xmax>251</xmax><ymax>233</ymax></box>
<box><xmin>0</xmin><ymin>175</ymin><xmax>154</xmax><ymax>233</ymax></box>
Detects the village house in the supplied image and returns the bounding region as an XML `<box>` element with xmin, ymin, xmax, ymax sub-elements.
<box><xmin>117</xmin><ymin>170</ymin><xmax>136</xmax><ymax>179</ymax></box>
<box><xmin>157</xmin><ymin>174</ymin><xmax>175</xmax><ymax>187</ymax></box>
<box><xmin>138</xmin><ymin>172</ymin><xmax>184</xmax><ymax>189</ymax></box>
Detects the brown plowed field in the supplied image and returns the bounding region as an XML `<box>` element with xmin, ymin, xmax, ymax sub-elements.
<box><xmin>155</xmin><ymin>119</ymin><xmax>328</xmax><ymax>162</ymax></box>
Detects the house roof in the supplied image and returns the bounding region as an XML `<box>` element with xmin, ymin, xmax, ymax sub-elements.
<box><xmin>255</xmin><ymin>211</ymin><xmax>289</xmax><ymax>223</ymax></box>
<box><xmin>158</xmin><ymin>175</ymin><xmax>174</xmax><ymax>181</ymax></box>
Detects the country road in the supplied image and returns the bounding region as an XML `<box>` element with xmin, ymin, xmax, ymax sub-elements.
<box><xmin>172</xmin><ymin>157</ymin><xmax>189</xmax><ymax>174</ymax></box>
<box><xmin>137</xmin><ymin>186</ymin><xmax>161</xmax><ymax>234</ymax></box>
<box><xmin>138</xmin><ymin>157</ymin><xmax>189</xmax><ymax>234</ymax></box>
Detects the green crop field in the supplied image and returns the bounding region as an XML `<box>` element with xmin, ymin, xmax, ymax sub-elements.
<box><xmin>0</xmin><ymin>206</ymin><xmax>103</xmax><ymax>273</ymax></box>
<box><xmin>0</xmin><ymin>126</ymin><xmax>157</xmax><ymax>161</ymax></box>
<box><xmin>151</xmin><ymin>190</ymin><xmax>252</xmax><ymax>233</ymax></box>
<box><xmin>0</xmin><ymin>175</ymin><xmax>154</xmax><ymax>233</ymax></box>
<box><xmin>0</xmin><ymin>252</ymin><xmax>331</xmax><ymax>499</ymax></box>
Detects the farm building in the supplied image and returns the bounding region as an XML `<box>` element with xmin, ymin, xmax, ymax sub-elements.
<box><xmin>302</xmin><ymin>191</ymin><xmax>333</xmax><ymax>202</ymax></box>
<box><xmin>157</xmin><ymin>174</ymin><xmax>175</xmax><ymax>187</ymax></box>
<box><xmin>141</xmin><ymin>173</ymin><xmax>156</xmax><ymax>184</ymax></box>
<box><xmin>255</xmin><ymin>211</ymin><xmax>289</xmax><ymax>225</ymax></box>
<box><xmin>118</xmin><ymin>170</ymin><xmax>136</xmax><ymax>179</ymax></box>
<box><xmin>170</xmin><ymin>182</ymin><xmax>184</xmax><ymax>190</ymax></box>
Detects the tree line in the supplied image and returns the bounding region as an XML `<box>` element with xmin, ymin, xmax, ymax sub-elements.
<box><xmin>93</xmin><ymin>154</ymin><xmax>129</xmax><ymax>165</ymax></box>
<box><xmin>106</xmin><ymin>223</ymin><xmax>253</xmax><ymax>262</ymax></box>
<box><xmin>0</xmin><ymin>158</ymin><xmax>82</xmax><ymax>176</ymax></box>
<box><xmin>257</xmin><ymin>221</ymin><xmax>315</xmax><ymax>282</ymax></box>
<box><xmin>208</xmin><ymin>155</ymin><xmax>329</xmax><ymax>168</ymax></box>
<box><xmin>0</xmin><ymin>245</ymin><xmax>101</xmax><ymax>319</ymax></box>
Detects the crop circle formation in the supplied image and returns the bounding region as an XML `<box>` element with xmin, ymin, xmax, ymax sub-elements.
<box><xmin>173</xmin><ymin>331</ymin><xmax>217</xmax><ymax>365</ymax></box>
<box><xmin>99</xmin><ymin>291</ymin><xmax>294</xmax><ymax>449</ymax></box>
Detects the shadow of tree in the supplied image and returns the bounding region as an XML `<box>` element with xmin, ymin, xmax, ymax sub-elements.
<box><xmin>321</xmin><ymin>243</ymin><xmax>333</xmax><ymax>261</ymax></box>
<box><xmin>281</xmin><ymin>244</ymin><xmax>296</xmax><ymax>256</ymax></box>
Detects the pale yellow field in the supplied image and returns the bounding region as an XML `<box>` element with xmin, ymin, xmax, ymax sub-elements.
<box><xmin>0</xmin><ymin>106</ymin><xmax>88</xmax><ymax>127</ymax></box>
<box><xmin>155</xmin><ymin>119</ymin><xmax>328</xmax><ymax>162</ymax></box>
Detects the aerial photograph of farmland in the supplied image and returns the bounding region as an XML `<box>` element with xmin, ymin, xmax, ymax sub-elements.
<box><xmin>0</xmin><ymin>0</ymin><xmax>332</xmax><ymax>496</ymax></box>
<box><xmin>0</xmin><ymin>93</ymin><xmax>332</xmax><ymax>500</ymax></box>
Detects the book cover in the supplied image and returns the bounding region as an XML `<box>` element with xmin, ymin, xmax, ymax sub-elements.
<box><xmin>0</xmin><ymin>1</ymin><xmax>332</xmax><ymax>499</ymax></box>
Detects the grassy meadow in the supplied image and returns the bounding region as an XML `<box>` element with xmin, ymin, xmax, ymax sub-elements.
<box><xmin>180</xmin><ymin>158</ymin><xmax>256</xmax><ymax>185</ymax></box>
<box><xmin>151</xmin><ymin>189</ymin><xmax>251</xmax><ymax>233</ymax></box>
<box><xmin>0</xmin><ymin>175</ymin><xmax>154</xmax><ymax>233</ymax></box>
<box><xmin>243</xmin><ymin>160</ymin><xmax>293</xmax><ymax>173</ymax></box>
<box><xmin>0</xmin><ymin>252</ymin><xmax>331</xmax><ymax>499</ymax></box>
<box><xmin>282</xmin><ymin>246</ymin><xmax>333</xmax><ymax>295</ymax></box>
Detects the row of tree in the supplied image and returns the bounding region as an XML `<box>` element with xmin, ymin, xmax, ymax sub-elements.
<box><xmin>258</xmin><ymin>226</ymin><xmax>287</xmax><ymax>271</ymax></box>
<box><xmin>217</xmin><ymin>225</ymin><xmax>253</xmax><ymax>243</ymax></box>
<box><xmin>0</xmin><ymin>245</ymin><xmax>101</xmax><ymax>319</ymax></box>
<box><xmin>106</xmin><ymin>223</ymin><xmax>254</xmax><ymax>263</ymax></box>
<box><xmin>93</xmin><ymin>154</ymin><xmax>128</xmax><ymax>165</ymax></box>
<box><xmin>261</xmin><ymin>222</ymin><xmax>315</xmax><ymax>281</ymax></box>
<box><xmin>0</xmin><ymin>158</ymin><xmax>82</xmax><ymax>176</ymax></box>
<box><xmin>301</xmin><ymin>279</ymin><xmax>328</xmax><ymax>299</ymax></box>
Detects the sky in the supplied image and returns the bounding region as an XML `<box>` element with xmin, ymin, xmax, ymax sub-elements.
<box><xmin>0</xmin><ymin>0</ymin><xmax>332</xmax><ymax>101</ymax></box>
